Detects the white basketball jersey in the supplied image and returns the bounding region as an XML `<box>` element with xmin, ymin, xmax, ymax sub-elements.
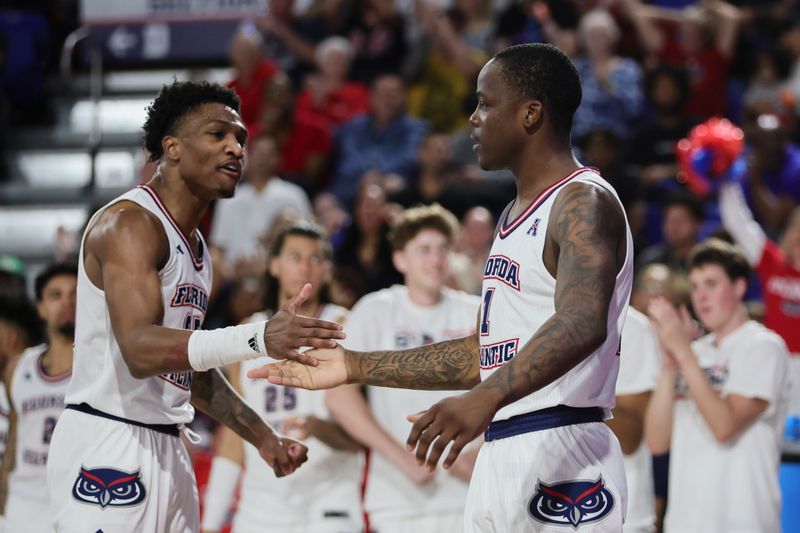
<box><xmin>237</xmin><ymin>304</ymin><xmax>361</xmax><ymax>526</ymax></box>
<box><xmin>67</xmin><ymin>184</ymin><xmax>211</xmax><ymax>425</ymax></box>
<box><xmin>479</xmin><ymin>168</ymin><xmax>633</xmax><ymax>422</ymax></box>
<box><xmin>8</xmin><ymin>344</ymin><xmax>69</xmax><ymax>504</ymax></box>
<box><xmin>343</xmin><ymin>285</ymin><xmax>481</xmax><ymax>516</ymax></box>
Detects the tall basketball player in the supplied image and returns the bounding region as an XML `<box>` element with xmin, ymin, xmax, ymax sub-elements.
<box><xmin>45</xmin><ymin>81</ymin><xmax>345</xmax><ymax>532</ymax></box>
<box><xmin>0</xmin><ymin>263</ymin><xmax>76</xmax><ymax>533</ymax></box>
<box><xmin>251</xmin><ymin>43</ymin><xmax>633</xmax><ymax>532</ymax></box>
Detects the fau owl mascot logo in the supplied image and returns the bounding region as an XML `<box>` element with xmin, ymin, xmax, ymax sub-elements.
<box><xmin>529</xmin><ymin>478</ymin><xmax>615</xmax><ymax>529</ymax></box>
<box><xmin>72</xmin><ymin>467</ymin><xmax>146</xmax><ymax>508</ymax></box>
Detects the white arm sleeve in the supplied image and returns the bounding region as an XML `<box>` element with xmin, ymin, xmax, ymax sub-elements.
<box><xmin>719</xmin><ymin>183</ymin><xmax>767</xmax><ymax>265</ymax></box>
<box><xmin>200</xmin><ymin>456</ymin><xmax>242</xmax><ymax>531</ymax></box>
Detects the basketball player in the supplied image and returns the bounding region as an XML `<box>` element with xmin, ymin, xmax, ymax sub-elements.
<box><xmin>45</xmin><ymin>81</ymin><xmax>345</xmax><ymax>532</ymax></box>
<box><xmin>645</xmin><ymin>239</ymin><xmax>790</xmax><ymax>533</ymax></box>
<box><xmin>610</xmin><ymin>306</ymin><xmax>660</xmax><ymax>533</ymax></box>
<box><xmin>202</xmin><ymin>221</ymin><xmax>362</xmax><ymax>533</ymax></box>
<box><xmin>0</xmin><ymin>295</ymin><xmax>42</xmax><ymax>530</ymax></box>
<box><xmin>0</xmin><ymin>263</ymin><xmax>76</xmax><ymax>532</ymax></box>
<box><xmin>252</xmin><ymin>43</ymin><xmax>633</xmax><ymax>531</ymax></box>
<box><xmin>327</xmin><ymin>204</ymin><xmax>481</xmax><ymax>532</ymax></box>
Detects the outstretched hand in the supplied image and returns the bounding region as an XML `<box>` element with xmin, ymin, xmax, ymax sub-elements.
<box><xmin>264</xmin><ymin>283</ymin><xmax>346</xmax><ymax>366</ymax></box>
<box><xmin>247</xmin><ymin>344</ymin><xmax>349</xmax><ymax>390</ymax></box>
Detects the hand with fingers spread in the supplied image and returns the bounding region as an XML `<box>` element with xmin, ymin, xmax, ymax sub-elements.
<box><xmin>258</xmin><ymin>432</ymin><xmax>309</xmax><ymax>478</ymax></box>
<box><xmin>264</xmin><ymin>283</ymin><xmax>346</xmax><ymax>366</ymax></box>
<box><xmin>406</xmin><ymin>390</ymin><xmax>497</xmax><ymax>472</ymax></box>
<box><xmin>247</xmin><ymin>344</ymin><xmax>349</xmax><ymax>390</ymax></box>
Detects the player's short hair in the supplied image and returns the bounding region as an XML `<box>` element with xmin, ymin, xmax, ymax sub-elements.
<box><xmin>388</xmin><ymin>204</ymin><xmax>459</xmax><ymax>251</ymax></box>
<box><xmin>34</xmin><ymin>262</ymin><xmax>78</xmax><ymax>302</ymax></box>
<box><xmin>142</xmin><ymin>80</ymin><xmax>241</xmax><ymax>162</ymax></box>
<box><xmin>688</xmin><ymin>238</ymin><xmax>751</xmax><ymax>283</ymax></box>
<box><xmin>493</xmin><ymin>43</ymin><xmax>582</xmax><ymax>140</ymax></box>
<box><xmin>264</xmin><ymin>220</ymin><xmax>333</xmax><ymax>313</ymax></box>
<box><xmin>0</xmin><ymin>296</ymin><xmax>43</xmax><ymax>345</ymax></box>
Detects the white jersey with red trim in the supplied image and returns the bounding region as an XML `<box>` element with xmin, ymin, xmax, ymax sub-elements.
<box><xmin>8</xmin><ymin>344</ymin><xmax>68</xmax><ymax>504</ymax></box>
<box><xmin>235</xmin><ymin>304</ymin><xmax>361</xmax><ymax>530</ymax></box>
<box><xmin>479</xmin><ymin>168</ymin><xmax>633</xmax><ymax>422</ymax></box>
<box><xmin>66</xmin><ymin>185</ymin><xmax>211</xmax><ymax>425</ymax></box>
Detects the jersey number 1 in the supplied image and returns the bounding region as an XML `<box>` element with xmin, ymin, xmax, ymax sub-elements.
<box><xmin>481</xmin><ymin>288</ymin><xmax>495</xmax><ymax>336</ymax></box>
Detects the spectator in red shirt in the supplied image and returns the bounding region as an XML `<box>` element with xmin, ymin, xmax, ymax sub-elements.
<box><xmin>623</xmin><ymin>0</ymin><xmax>741</xmax><ymax>119</ymax></box>
<box><xmin>228</xmin><ymin>24</ymin><xmax>280</xmax><ymax>133</ymax></box>
<box><xmin>294</xmin><ymin>36</ymin><xmax>370</xmax><ymax>129</ymax></box>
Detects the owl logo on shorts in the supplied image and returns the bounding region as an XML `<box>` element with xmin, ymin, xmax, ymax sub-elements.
<box><xmin>72</xmin><ymin>467</ymin><xmax>146</xmax><ymax>509</ymax></box>
<box><xmin>528</xmin><ymin>477</ymin><xmax>614</xmax><ymax>529</ymax></box>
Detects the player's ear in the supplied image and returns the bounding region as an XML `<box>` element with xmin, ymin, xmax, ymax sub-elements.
<box><xmin>523</xmin><ymin>101</ymin><xmax>543</xmax><ymax>130</ymax></box>
<box><xmin>392</xmin><ymin>249</ymin><xmax>407</xmax><ymax>274</ymax></box>
<box><xmin>162</xmin><ymin>135</ymin><xmax>180</xmax><ymax>162</ymax></box>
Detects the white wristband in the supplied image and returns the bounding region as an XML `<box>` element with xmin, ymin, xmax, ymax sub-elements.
<box><xmin>187</xmin><ymin>320</ymin><xmax>268</xmax><ymax>372</ymax></box>
<box><xmin>200</xmin><ymin>456</ymin><xmax>242</xmax><ymax>531</ymax></box>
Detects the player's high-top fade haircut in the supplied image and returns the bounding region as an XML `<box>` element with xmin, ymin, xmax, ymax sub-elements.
<box><xmin>492</xmin><ymin>43</ymin><xmax>582</xmax><ymax>140</ymax></box>
<box><xmin>388</xmin><ymin>203</ymin><xmax>460</xmax><ymax>252</ymax></box>
<box><xmin>688</xmin><ymin>238</ymin><xmax>752</xmax><ymax>283</ymax></box>
<box><xmin>34</xmin><ymin>261</ymin><xmax>78</xmax><ymax>302</ymax></box>
<box><xmin>142</xmin><ymin>80</ymin><xmax>241</xmax><ymax>162</ymax></box>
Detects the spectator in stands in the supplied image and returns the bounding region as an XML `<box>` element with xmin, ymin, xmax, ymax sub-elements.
<box><xmin>406</xmin><ymin>0</ymin><xmax>487</xmax><ymax>133</ymax></box>
<box><xmin>637</xmin><ymin>191</ymin><xmax>705</xmax><ymax>273</ymax></box>
<box><xmin>228</xmin><ymin>23</ymin><xmax>281</xmax><ymax>133</ymax></box>
<box><xmin>346</xmin><ymin>0</ymin><xmax>407</xmax><ymax>83</ymax></box>
<box><xmin>572</xmin><ymin>9</ymin><xmax>644</xmax><ymax>141</ymax></box>
<box><xmin>447</xmin><ymin>205</ymin><xmax>494</xmax><ymax>295</ymax></box>
<box><xmin>493</xmin><ymin>0</ymin><xmax>578</xmax><ymax>56</ymax></box>
<box><xmin>741</xmin><ymin>107</ymin><xmax>800</xmax><ymax>234</ymax></box>
<box><xmin>294</xmin><ymin>36</ymin><xmax>369</xmax><ymax>129</ymax></box>
<box><xmin>720</xmin><ymin>180</ymin><xmax>800</xmax><ymax>415</ymax></box>
<box><xmin>629</xmin><ymin>65</ymin><xmax>697</xmax><ymax>191</ymax></box>
<box><xmin>210</xmin><ymin>135</ymin><xmax>311</xmax><ymax>266</ymax></box>
<box><xmin>645</xmin><ymin>239</ymin><xmax>790</xmax><ymax>533</ymax></box>
<box><xmin>334</xmin><ymin>182</ymin><xmax>402</xmax><ymax>299</ymax></box>
<box><xmin>578</xmin><ymin>129</ymin><xmax>646</xmax><ymax>250</ymax></box>
<box><xmin>329</xmin><ymin>74</ymin><xmax>429</xmax><ymax>206</ymax></box>
<box><xmin>623</xmin><ymin>0</ymin><xmax>741</xmax><ymax>119</ymax></box>
<box><xmin>253</xmin><ymin>71</ymin><xmax>333</xmax><ymax>194</ymax></box>
<box><xmin>258</xmin><ymin>0</ymin><xmax>331</xmax><ymax>87</ymax></box>
<box><xmin>389</xmin><ymin>132</ymin><xmax>461</xmax><ymax>210</ymax></box>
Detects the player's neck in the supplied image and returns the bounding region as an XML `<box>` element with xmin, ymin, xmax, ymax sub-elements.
<box><xmin>147</xmin><ymin>171</ymin><xmax>208</xmax><ymax>238</ymax></box>
<box><xmin>405</xmin><ymin>283</ymin><xmax>443</xmax><ymax>307</ymax></box>
<box><xmin>512</xmin><ymin>144</ymin><xmax>581</xmax><ymax>205</ymax></box>
<box><xmin>41</xmin><ymin>333</ymin><xmax>73</xmax><ymax>376</ymax></box>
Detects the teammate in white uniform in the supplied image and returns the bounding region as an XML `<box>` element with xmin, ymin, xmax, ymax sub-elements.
<box><xmin>610</xmin><ymin>307</ymin><xmax>659</xmax><ymax>533</ymax></box>
<box><xmin>45</xmin><ymin>81</ymin><xmax>345</xmax><ymax>532</ymax></box>
<box><xmin>326</xmin><ymin>204</ymin><xmax>482</xmax><ymax>532</ymax></box>
<box><xmin>202</xmin><ymin>222</ymin><xmax>362</xmax><ymax>533</ymax></box>
<box><xmin>252</xmin><ymin>43</ymin><xmax>633</xmax><ymax>532</ymax></box>
<box><xmin>0</xmin><ymin>263</ymin><xmax>76</xmax><ymax>533</ymax></box>
<box><xmin>646</xmin><ymin>239</ymin><xmax>790</xmax><ymax>533</ymax></box>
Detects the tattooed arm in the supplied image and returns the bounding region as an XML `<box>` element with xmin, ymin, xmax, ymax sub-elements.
<box><xmin>191</xmin><ymin>369</ymin><xmax>308</xmax><ymax>477</ymax></box>
<box><xmin>250</xmin><ymin>331</ymin><xmax>481</xmax><ymax>391</ymax></box>
<box><xmin>405</xmin><ymin>182</ymin><xmax>627</xmax><ymax>470</ymax></box>
<box><xmin>474</xmin><ymin>182</ymin><xmax>626</xmax><ymax>409</ymax></box>
<box><xmin>347</xmin><ymin>334</ymin><xmax>481</xmax><ymax>390</ymax></box>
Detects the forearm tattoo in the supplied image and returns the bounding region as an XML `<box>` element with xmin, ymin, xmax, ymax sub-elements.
<box><xmin>348</xmin><ymin>336</ymin><xmax>480</xmax><ymax>390</ymax></box>
<box><xmin>191</xmin><ymin>369</ymin><xmax>272</xmax><ymax>446</ymax></box>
